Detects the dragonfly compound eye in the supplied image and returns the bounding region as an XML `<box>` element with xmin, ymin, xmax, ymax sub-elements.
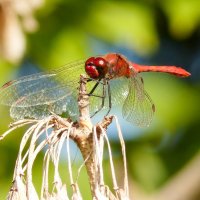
<box><xmin>85</xmin><ymin>57</ymin><xmax>107</xmax><ymax>79</ymax></box>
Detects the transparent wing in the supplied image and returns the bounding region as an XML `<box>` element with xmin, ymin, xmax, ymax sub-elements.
<box><xmin>0</xmin><ymin>60</ymin><xmax>85</xmax><ymax>120</ymax></box>
<box><xmin>122</xmin><ymin>71</ymin><xmax>155</xmax><ymax>127</ymax></box>
<box><xmin>109</xmin><ymin>77</ymin><xmax>129</xmax><ymax>106</ymax></box>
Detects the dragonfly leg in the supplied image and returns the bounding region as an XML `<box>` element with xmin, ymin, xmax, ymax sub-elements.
<box><xmin>105</xmin><ymin>80</ymin><xmax>111</xmax><ymax>116</ymax></box>
<box><xmin>86</xmin><ymin>77</ymin><xmax>104</xmax><ymax>85</ymax></box>
<box><xmin>87</xmin><ymin>78</ymin><xmax>105</xmax><ymax>98</ymax></box>
<box><xmin>88</xmin><ymin>78</ymin><xmax>102</xmax><ymax>96</ymax></box>
<box><xmin>90</xmin><ymin>79</ymin><xmax>107</xmax><ymax>118</ymax></box>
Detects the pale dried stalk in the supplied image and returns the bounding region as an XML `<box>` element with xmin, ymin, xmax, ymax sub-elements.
<box><xmin>1</xmin><ymin>75</ymin><xmax>130</xmax><ymax>200</ymax></box>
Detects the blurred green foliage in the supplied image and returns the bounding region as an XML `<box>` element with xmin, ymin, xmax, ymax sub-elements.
<box><xmin>0</xmin><ymin>0</ymin><xmax>200</xmax><ymax>199</ymax></box>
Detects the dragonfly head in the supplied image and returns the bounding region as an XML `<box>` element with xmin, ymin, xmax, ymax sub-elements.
<box><xmin>85</xmin><ymin>57</ymin><xmax>108</xmax><ymax>79</ymax></box>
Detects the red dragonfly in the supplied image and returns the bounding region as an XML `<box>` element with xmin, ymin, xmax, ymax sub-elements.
<box><xmin>0</xmin><ymin>53</ymin><xmax>190</xmax><ymax>127</ymax></box>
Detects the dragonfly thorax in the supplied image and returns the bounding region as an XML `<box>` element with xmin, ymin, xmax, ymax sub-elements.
<box><xmin>102</xmin><ymin>53</ymin><xmax>131</xmax><ymax>79</ymax></box>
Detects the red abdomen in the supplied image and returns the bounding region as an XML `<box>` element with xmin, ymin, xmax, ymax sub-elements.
<box><xmin>132</xmin><ymin>63</ymin><xmax>191</xmax><ymax>77</ymax></box>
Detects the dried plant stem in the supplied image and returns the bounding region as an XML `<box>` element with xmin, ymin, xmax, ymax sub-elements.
<box><xmin>75</xmin><ymin>75</ymin><xmax>101</xmax><ymax>198</ymax></box>
<box><xmin>73</xmin><ymin>75</ymin><xmax>129</xmax><ymax>199</ymax></box>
